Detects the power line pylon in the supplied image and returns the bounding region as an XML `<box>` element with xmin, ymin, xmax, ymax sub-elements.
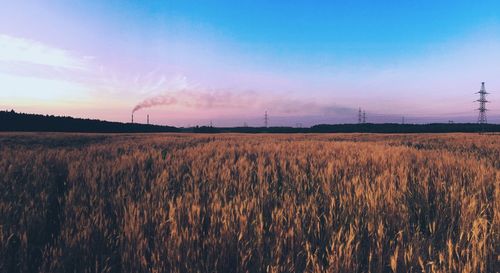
<box><xmin>264</xmin><ymin>111</ymin><xmax>269</xmax><ymax>128</ymax></box>
<box><xmin>362</xmin><ymin>111</ymin><xmax>366</xmax><ymax>124</ymax></box>
<box><xmin>358</xmin><ymin>108</ymin><xmax>362</xmax><ymax>124</ymax></box>
<box><xmin>476</xmin><ymin>82</ymin><xmax>489</xmax><ymax>124</ymax></box>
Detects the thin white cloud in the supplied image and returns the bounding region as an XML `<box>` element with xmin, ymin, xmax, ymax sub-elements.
<box><xmin>0</xmin><ymin>34</ymin><xmax>87</xmax><ymax>70</ymax></box>
<box><xmin>0</xmin><ymin>34</ymin><xmax>97</xmax><ymax>106</ymax></box>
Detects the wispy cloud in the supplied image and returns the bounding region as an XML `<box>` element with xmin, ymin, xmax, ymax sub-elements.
<box><xmin>0</xmin><ymin>34</ymin><xmax>97</xmax><ymax>107</ymax></box>
<box><xmin>0</xmin><ymin>34</ymin><xmax>88</xmax><ymax>70</ymax></box>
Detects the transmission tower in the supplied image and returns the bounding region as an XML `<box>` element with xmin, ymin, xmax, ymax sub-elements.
<box><xmin>264</xmin><ymin>111</ymin><xmax>269</xmax><ymax>128</ymax></box>
<box><xmin>362</xmin><ymin>111</ymin><xmax>366</xmax><ymax>124</ymax></box>
<box><xmin>358</xmin><ymin>108</ymin><xmax>362</xmax><ymax>124</ymax></box>
<box><xmin>476</xmin><ymin>82</ymin><xmax>489</xmax><ymax>124</ymax></box>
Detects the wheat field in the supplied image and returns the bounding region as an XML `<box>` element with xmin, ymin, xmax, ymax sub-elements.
<box><xmin>0</xmin><ymin>133</ymin><xmax>498</xmax><ymax>273</ymax></box>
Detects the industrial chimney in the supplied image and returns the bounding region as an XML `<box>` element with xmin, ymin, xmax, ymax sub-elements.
<box><xmin>147</xmin><ymin>114</ymin><xmax>150</xmax><ymax>125</ymax></box>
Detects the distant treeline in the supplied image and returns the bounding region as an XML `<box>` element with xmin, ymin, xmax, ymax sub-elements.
<box><xmin>1</xmin><ymin>110</ymin><xmax>499</xmax><ymax>133</ymax></box>
<box><xmin>309</xmin><ymin>123</ymin><xmax>500</xmax><ymax>133</ymax></box>
<box><xmin>0</xmin><ymin>110</ymin><xmax>180</xmax><ymax>133</ymax></box>
<box><xmin>193</xmin><ymin>123</ymin><xmax>500</xmax><ymax>133</ymax></box>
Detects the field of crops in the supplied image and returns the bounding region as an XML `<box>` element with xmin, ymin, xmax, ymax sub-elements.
<box><xmin>0</xmin><ymin>133</ymin><xmax>498</xmax><ymax>273</ymax></box>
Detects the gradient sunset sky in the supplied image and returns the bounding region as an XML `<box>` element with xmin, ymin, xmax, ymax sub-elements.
<box><xmin>1</xmin><ymin>1</ymin><xmax>499</xmax><ymax>126</ymax></box>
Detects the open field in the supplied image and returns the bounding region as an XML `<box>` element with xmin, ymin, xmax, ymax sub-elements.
<box><xmin>0</xmin><ymin>133</ymin><xmax>498</xmax><ymax>273</ymax></box>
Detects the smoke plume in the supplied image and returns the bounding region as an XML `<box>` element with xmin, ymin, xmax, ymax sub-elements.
<box><xmin>132</xmin><ymin>89</ymin><xmax>258</xmax><ymax>113</ymax></box>
<box><xmin>130</xmin><ymin>75</ymin><xmax>357</xmax><ymax>117</ymax></box>
<box><xmin>132</xmin><ymin>95</ymin><xmax>178</xmax><ymax>113</ymax></box>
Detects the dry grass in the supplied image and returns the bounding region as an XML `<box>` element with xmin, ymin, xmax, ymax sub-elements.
<box><xmin>0</xmin><ymin>133</ymin><xmax>498</xmax><ymax>273</ymax></box>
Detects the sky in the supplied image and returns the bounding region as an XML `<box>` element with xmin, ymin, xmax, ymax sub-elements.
<box><xmin>0</xmin><ymin>0</ymin><xmax>499</xmax><ymax>126</ymax></box>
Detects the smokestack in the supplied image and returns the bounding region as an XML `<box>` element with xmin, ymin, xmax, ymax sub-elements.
<box><xmin>131</xmin><ymin>113</ymin><xmax>134</xmax><ymax>124</ymax></box>
<box><xmin>147</xmin><ymin>114</ymin><xmax>149</xmax><ymax>125</ymax></box>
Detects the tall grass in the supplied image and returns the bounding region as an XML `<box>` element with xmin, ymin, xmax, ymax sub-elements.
<box><xmin>0</xmin><ymin>133</ymin><xmax>498</xmax><ymax>272</ymax></box>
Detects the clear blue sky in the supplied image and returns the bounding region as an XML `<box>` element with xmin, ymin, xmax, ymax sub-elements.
<box><xmin>1</xmin><ymin>0</ymin><xmax>499</xmax><ymax>125</ymax></box>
